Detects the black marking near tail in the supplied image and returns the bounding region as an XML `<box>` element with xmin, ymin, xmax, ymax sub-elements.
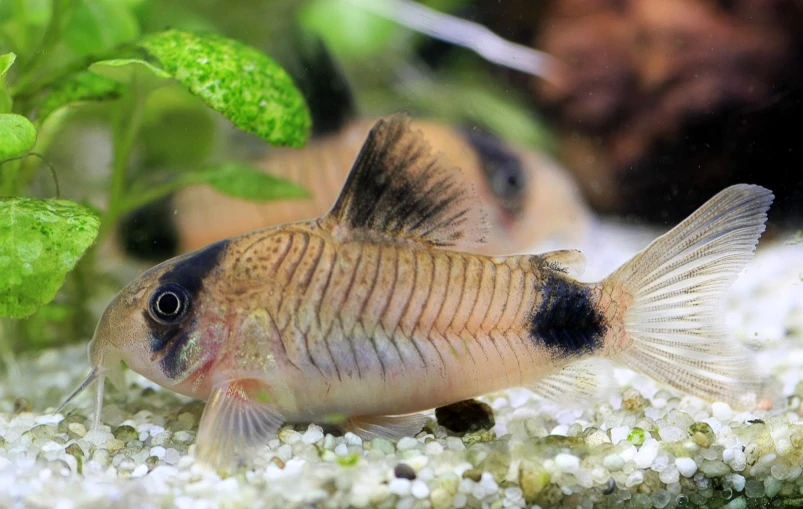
<box><xmin>118</xmin><ymin>195</ymin><xmax>179</xmax><ymax>263</ymax></box>
<box><xmin>529</xmin><ymin>272</ymin><xmax>607</xmax><ymax>359</ymax></box>
<box><xmin>461</xmin><ymin>128</ymin><xmax>527</xmax><ymax>217</ymax></box>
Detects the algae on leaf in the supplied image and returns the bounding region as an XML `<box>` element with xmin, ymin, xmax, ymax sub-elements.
<box><xmin>0</xmin><ymin>113</ymin><xmax>36</xmax><ymax>160</ymax></box>
<box><xmin>138</xmin><ymin>29</ymin><xmax>311</xmax><ymax>147</ymax></box>
<box><xmin>0</xmin><ymin>197</ymin><xmax>100</xmax><ymax>319</ymax></box>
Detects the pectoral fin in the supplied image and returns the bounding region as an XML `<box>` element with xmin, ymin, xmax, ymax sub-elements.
<box><xmin>343</xmin><ymin>413</ymin><xmax>429</xmax><ymax>440</ymax></box>
<box><xmin>195</xmin><ymin>379</ymin><xmax>284</xmax><ymax>470</ymax></box>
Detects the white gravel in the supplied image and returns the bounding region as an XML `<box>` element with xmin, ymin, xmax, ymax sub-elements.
<box><xmin>0</xmin><ymin>221</ymin><xmax>801</xmax><ymax>508</ymax></box>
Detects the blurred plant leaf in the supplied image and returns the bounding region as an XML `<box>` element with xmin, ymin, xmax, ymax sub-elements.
<box><xmin>0</xmin><ymin>52</ymin><xmax>14</xmax><ymax>78</ymax></box>
<box><xmin>179</xmin><ymin>162</ymin><xmax>309</xmax><ymax>202</ymax></box>
<box><xmin>89</xmin><ymin>58</ymin><xmax>171</xmax><ymax>94</ymax></box>
<box><xmin>0</xmin><ymin>52</ymin><xmax>15</xmax><ymax>113</ymax></box>
<box><xmin>63</xmin><ymin>0</ymin><xmax>140</xmax><ymax>56</ymax></box>
<box><xmin>0</xmin><ymin>113</ymin><xmax>36</xmax><ymax>159</ymax></box>
<box><xmin>299</xmin><ymin>0</ymin><xmax>398</xmax><ymax>60</ymax></box>
<box><xmin>137</xmin><ymin>30</ymin><xmax>311</xmax><ymax>147</ymax></box>
<box><xmin>36</xmin><ymin>71</ymin><xmax>123</xmax><ymax>127</ymax></box>
<box><xmin>139</xmin><ymin>87</ymin><xmax>216</xmax><ymax>169</ymax></box>
<box><xmin>0</xmin><ymin>197</ymin><xmax>99</xmax><ymax>319</ymax></box>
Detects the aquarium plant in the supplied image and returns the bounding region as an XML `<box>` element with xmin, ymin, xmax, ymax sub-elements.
<box><xmin>0</xmin><ymin>0</ymin><xmax>311</xmax><ymax>354</ymax></box>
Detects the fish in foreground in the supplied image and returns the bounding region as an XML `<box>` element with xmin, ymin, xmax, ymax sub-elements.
<box><xmin>62</xmin><ymin>115</ymin><xmax>773</xmax><ymax>469</ymax></box>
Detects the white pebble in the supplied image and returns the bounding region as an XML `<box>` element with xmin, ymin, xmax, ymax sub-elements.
<box><xmin>411</xmin><ymin>479</ymin><xmax>430</xmax><ymax>499</ymax></box>
<box><xmin>424</xmin><ymin>441</ymin><xmax>443</xmax><ymax>455</ymax></box>
<box><xmin>388</xmin><ymin>478</ymin><xmax>411</xmax><ymax>496</ymax></box>
<box><xmin>625</xmin><ymin>470</ymin><xmax>644</xmax><ymax>487</ymax></box>
<box><xmin>163</xmin><ymin>448</ymin><xmax>181</xmax><ymax>465</ymax></box>
<box><xmin>397</xmin><ymin>437</ymin><xmax>419</xmax><ymax>450</ymax></box>
<box><xmin>610</xmin><ymin>426</ymin><xmax>630</xmax><ymax>445</ymax></box>
<box><xmin>675</xmin><ymin>457</ymin><xmax>698</xmax><ymax>477</ymax></box>
<box><xmin>732</xmin><ymin>474</ymin><xmax>746</xmax><ymax>492</ymax></box>
<box><xmin>149</xmin><ymin>446</ymin><xmax>166</xmax><ymax>458</ymax></box>
<box><xmin>659</xmin><ymin>465</ymin><xmax>680</xmax><ymax>484</ymax></box>
<box><xmin>634</xmin><ymin>439</ymin><xmax>659</xmax><ymax>468</ymax></box>
<box><xmin>603</xmin><ymin>454</ymin><xmax>625</xmax><ymax>471</ymax></box>
<box><xmin>344</xmin><ymin>433</ymin><xmax>362</xmax><ymax>446</ymax></box>
<box><xmin>711</xmin><ymin>402</ymin><xmax>733</xmax><ymax>422</ymax></box>
<box><xmin>131</xmin><ymin>464</ymin><xmax>149</xmax><ymax>478</ymax></box>
<box><xmin>555</xmin><ymin>454</ymin><xmax>580</xmax><ymax>474</ymax></box>
<box><xmin>658</xmin><ymin>426</ymin><xmax>686</xmax><ymax>442</ymax></box>
<box><xmin>334</xmin><ymin>443</ymin><xmax>349</xmax><ymax>457</ymax></box>
<box><xmin>301</xmin><ymin>425</ymin><xmax>324</xmax><ymax>444</ymax></box>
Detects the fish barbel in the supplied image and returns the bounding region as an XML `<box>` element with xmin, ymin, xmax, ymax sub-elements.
<box><xmin>63</xmin><ymin>115</ymin><xmax>773</xmax><ymax>469</ymax></box>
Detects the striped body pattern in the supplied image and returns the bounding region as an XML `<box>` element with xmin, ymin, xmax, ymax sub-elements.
<box><xmin>210</xmin><ymin>225</ymin><xmax>607</xmax><ymax>420</ymax></box>
<box><xmin>66</xmin><ymin>114</ymin><xmax>773</xmax><ymax>469</ymax></box>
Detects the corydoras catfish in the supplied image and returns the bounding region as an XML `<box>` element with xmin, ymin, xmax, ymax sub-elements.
<box><xmin>62</xmin><ymin>115</ymin><xmax>773</xmax><ymax>469</ymax></box>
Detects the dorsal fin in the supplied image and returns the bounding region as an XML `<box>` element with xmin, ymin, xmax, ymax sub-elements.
<box><xmin>324</xmin><ymin>114</ymin><xmax>490</xmax><ymax>249</ymax></box>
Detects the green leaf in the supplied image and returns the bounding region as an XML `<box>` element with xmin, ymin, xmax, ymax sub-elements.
<box><xmin>89</xmin><ymin>58</ymin><xmax>172</xmax><ymax>94</ymax></box>
<box><xmin>182</xmin><ymin>162</ymin><xmax>309</xmax><ymax>202</ymax></box>
<box><xmin>63</xmin><ymin>0</ymin><xmax>139</xmax><ymax>56</ymax></box>
<box><xmin>36</xmin><ymin>71</ymin><xmax>123</xmax><ymax>126</ymax></box>
<box><xmin>0</xmin><ymin>53</ymin><xmax>15</xmax><ymax>78</ymax></box>
<box><xmin>0</xmin><ymin>197</ymin><xmax>100</xmax><ymax>319</ymax></box>
<box><xmin>138</xmin><ymin>29</ymin><xmax>311</xmax><ymax>147</ymax></box>
<box><xmin>299</xmin><ymin>0</ymin><xmax>398</xmax><ymax>60</ymax></box>
<box><xmin>0</xmin><ymin>114</ymin><xmax>37</xmax><ymax>160</ymax></box>
<box><xmin>0</xmin><ymin>52</ymin><xmax>15</xmax><ymax>113</ymax></box>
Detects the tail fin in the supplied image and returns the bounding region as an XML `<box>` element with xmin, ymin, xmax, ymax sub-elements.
<box><xmin>604</xmin><ymin>184</ymin><xmax>774</xmax><ymax>407</ymax></box>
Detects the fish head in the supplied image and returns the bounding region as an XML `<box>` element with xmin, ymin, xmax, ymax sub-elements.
<box><xmin>64</xmin><ymin>240</ymin><xmax>231</xmax><ymax>417</ymax></box>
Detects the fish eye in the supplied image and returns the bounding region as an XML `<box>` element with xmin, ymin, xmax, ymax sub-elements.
<box><xmin>490</xmin><ymin>162</ymin><xmax>526</xmax><ymax>202</ymax></box>
<box><xmin>149</xmin><ymin>283</ymin><xmax>190</xmax><ymax>323</ymax></box>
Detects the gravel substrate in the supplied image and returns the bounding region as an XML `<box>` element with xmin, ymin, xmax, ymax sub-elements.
<box><xmin>1</xmin><ymin>221</ymin><xmax>801</xmax><ymax>509</ymax></box>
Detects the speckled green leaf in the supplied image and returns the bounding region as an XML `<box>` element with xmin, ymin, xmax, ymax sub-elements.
<box><xmin>0</xmin><ymin>114</ymin><xmax>36</xmax><ymax>160</ymax></box>
<box><xmin>182</xmin><ymin>162</ymin><xmax>308</xmax><ymax>202</ymax></box>
<box><xmin>64</xmin><ymin>0</ymin><xmax>139</xmax><ymax>56</ymax></box>
<box><xmin>139</xmin><ymin>30</ymin><xmax>311</xmax><ymax>147</ymax></box>
<box><xmin>0</xmin><ymin>197</ymin><xmax>100</xmax><ymax>319</ymax></box>
<box><xmin>89</xmin><ymin>59</ymin><xmax>172</xmax><ymax>93</ymax></box>
<box><xmin>37</xmin><ymin>71</ymin><xmax>123</xmax><ymax>126</ymax></box>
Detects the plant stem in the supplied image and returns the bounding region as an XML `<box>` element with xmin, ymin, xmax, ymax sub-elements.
<box><xmin>12</xmin><ymin>0</ymin><xmax>74</xmax><ymax>97</ymax></box>
<box><xmin>99</xmin><ymin>75</ymin><xmax>146</xmax><ymax>242</ymax></box>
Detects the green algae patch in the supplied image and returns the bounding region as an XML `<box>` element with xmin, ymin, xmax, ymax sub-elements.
<box><xmin>0</xmin><ymin>113</ymin><xmax>36</xmax><ymax>160</ymax></box>
<box><xmin>138</xmin><ymin>30</ymin><xmax>311</xmax><ymax>148</ymax></box>
<box><xmin>0</xmin><ymin>197</ymin><xmax>99</xmax><ymax>318</ymax></box>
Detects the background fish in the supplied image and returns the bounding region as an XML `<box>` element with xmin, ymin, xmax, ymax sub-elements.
<box><xmin>118</xmin><ymin>42</ymin><xmax>589</xmax><ymax>262</ymax></box>
<box><xmin>65</xmin><ymin>115</ymin><xmax>773</xmax><ymax>470</ymax></box>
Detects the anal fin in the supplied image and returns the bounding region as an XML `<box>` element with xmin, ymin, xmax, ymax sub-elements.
<box><xmin>195</xmin><ymin>379</ymin><xmax>284</xmax><ymax>471</ymax></box>
<box><xmin>343</xmin><ymin>413</ymin><xmax>429</xmax><ymax>441</ymax></box>
<box><xmin>529</xmin><ymin>359</ymin><xmax>615</xmax><ymax>406</ymax></box>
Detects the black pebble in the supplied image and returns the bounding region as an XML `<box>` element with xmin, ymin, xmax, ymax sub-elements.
<box><xmin>394</xmin><ymin>463</ymin><xmax>416</xmax><ymax>480</ymax></box>
<box><xmin>602</xmin><ymin>478</ymin><xmax>616</xmax><ymax>495</ymax></box>
<box><xmin>435</xmin><ymin>399</ymin><xmax>495</xmax><ymax>433</ymax></box>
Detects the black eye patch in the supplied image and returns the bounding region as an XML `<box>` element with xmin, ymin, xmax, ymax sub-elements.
<box><xmin>462</xmin><ymin>128</ymin><xmax>528</xmax><ymax>217</ymax></box>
